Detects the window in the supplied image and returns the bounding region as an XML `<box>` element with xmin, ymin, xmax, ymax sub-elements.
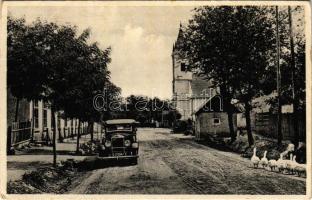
<box><xmin>42</xmin><ymin>101</ymin><xmax>49</xmax><ymax>128</ymax></box>
<box><xmin>34</xmin><ymin>100</ymin><xmax>39</xmax><ymax>107</ymax></box>
<box><xmin>181</xmin><ymin>63</ymin><xmax>186</xmax><ymax>72</ymax></box>
<box><xmin>212</xmin><ymin>118</ymin><xmax>221</xmax><ymax>125</ymax></box>
<box><xmin>107</xmin><ymin>125</ymin><xmax>132</xmax><ymax>132</ymax></box>
<box><xmin>57</xmin><ymin>116</ymin><xmax>61</xmax><ymax>128</ymax></box>
<box><xmin>33</xmin><ymin>100</ymin><xmax>39</xmax><ymax>128</ymax></box>
<box><xmin>64</xmin><ymin>118</ymin><xmax>68</xmax><ymax>127</ymax></box>
<box><xmin>33</xmin><ymin>109</ymin><xmax>39</xmax><ymax>128</ymax></box>
<box><xmin>43</xmin><ymin>109</ymin><xmax>48</xmax><ymax>128</ymax></box>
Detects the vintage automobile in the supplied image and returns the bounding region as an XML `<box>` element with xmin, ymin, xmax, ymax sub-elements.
<box><xmin>98</xmin><ymin>119</ymin><xmax>139</xmax><ymax>164</ymax></box>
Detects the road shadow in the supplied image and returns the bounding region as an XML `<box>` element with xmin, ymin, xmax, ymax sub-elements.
<box><xmin>14</xmin><ymin>148</ymin><xmax>76</xmax><ymax>156</ymax></box>
<box><xmin>76</xmin><ymin>157</ymin><xmax>137</xmax><ymax>172</ymax></box>
<box><xmin>176</xmin><ymin>137</ymin><xmax>234</xmax><ymax>153</ymax></box>
<box><xmin>7</xmin><ymin>161</ymin><xmax>51</xmax><ymax>170</ymax></box>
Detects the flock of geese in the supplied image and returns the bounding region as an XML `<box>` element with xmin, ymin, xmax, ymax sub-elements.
<box><xmin>251</xmin><ymin>147</ymin><xmax>306</xmax><ymax>177</ymax></box>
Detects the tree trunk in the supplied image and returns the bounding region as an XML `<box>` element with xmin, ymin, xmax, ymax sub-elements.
<box><xmin>220</xmin><ymin>85</ymin><xmax>236</xmax><ymax>142</ymax></box>
<box><xmin>293</xmin><ymin>99</ymin><xmax>299</xmax><ymax>147</ymax></box>
<box><xmin>14</xmin><ymin>98</ymin><xmax>20</xmax><ymax>122</ymax></box>
<box><xmin>57</xmin><ymin>114</ymin><xmax>63</xmax><ymax>143</ymax></box>
<box><xmin>51</xmin><ymin>106</ymin><xmax>57</xmax><ymax>168</ymax></box>
<box><xmin>288</xmin><ymin>6</ymin><xmax>299</xmax><ymax>147</ymax></box>
<box><xmin>31</xmin><ymin>101</ymin><xmax>35</xmax><ymax>142</ymax></box>
<box><xmin>89</xmin><ymin>121</ymin><xmax>94</xmax><ymax>142</ymax></box>
<box><xmin>277</xmin><ymin>100</ymin><xmax>283</xmax><ymax>146</ymax></box>
<box><xmin>76</xmin><ymin>120</ymin><xmax>81</xmax><ymax>154</ymax></box>
<box><xmin>276</xmin><ymin>6</ymin><xmax>283</xmax><ymax>146</ymax></box>
<box><xmin>244</xmin><ymin>101</ymin><xmax>254</xmax><ymax>146</ymax></box>
<box><xmin>58</xmin><ymin>127</ymin><xmax>63</xmax><ymax>143</ymax></box>
<box><xmin>227</xmin><ymin>111</ymin><xmax>236</xmax><ymax>142</ymax></box>
<box><xmin>7</xmin><ymin>126</ymin><xmax>12</xmax><ymax>154</ymax></box>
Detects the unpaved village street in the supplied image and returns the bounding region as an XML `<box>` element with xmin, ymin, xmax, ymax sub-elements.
<box><xmin>68</xmin><ymin>128</ymin><xmax>306</xmax><ymax>194</ymax></box>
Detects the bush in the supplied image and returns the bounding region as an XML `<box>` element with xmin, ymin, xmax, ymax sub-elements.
<box><xmin>7</xmin><ymin>180</ymin><xmax>41</xmax><ymax>194</ymax></box>
<box><xmin>172</xmin><ymin>120</ymin><xmax>188</xmax><ymax>133</ymax></box>
<box><xmin>22</xmin><ymin>170</ymin><xmax>46</xmax><ymax>189</ymax></box>
<box><xmin>79</xmin><ymin>141</ymin><xmax>97</xmax><ymax>155</ymax></box>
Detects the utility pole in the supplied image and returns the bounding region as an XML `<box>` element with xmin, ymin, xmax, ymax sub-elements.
<box><xmin>276</xmin><ymin>6</ymin><xmax>283</xmax><ymax>145</ymax></box>
<box><xmin>288</xmin><ymin>6</ymin><xmax>299</xmax><ymax>147</ymax></box>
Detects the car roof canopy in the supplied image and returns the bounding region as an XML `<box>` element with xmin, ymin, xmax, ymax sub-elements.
<box><xmin>105</xmin><ymin>119</ymin><xmax>139</xmax><ymax>125</ymax></box>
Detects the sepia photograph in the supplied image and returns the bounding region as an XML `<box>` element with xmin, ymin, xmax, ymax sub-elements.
<box><xmin>1</xmin><ymin>1</ymin><xmax>311</xmax><ymax>198</ymax></box>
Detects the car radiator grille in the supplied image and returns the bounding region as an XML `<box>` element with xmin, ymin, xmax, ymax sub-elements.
<box><xmin>112</xmin><ymin>138</ymin><xmax>124</xmax><ymax>147</ymax></box>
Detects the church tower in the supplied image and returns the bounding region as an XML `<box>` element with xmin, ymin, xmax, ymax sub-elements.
<box><xmin>172</xmin><ymin>24</ymin><xmax>193</xmax><ymax>120</ymax></box>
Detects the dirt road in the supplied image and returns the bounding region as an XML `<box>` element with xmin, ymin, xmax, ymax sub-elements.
<box><xmin>69</xmin><ymin>128</ymin><xmax>306</xmax><ymax>194</ymax></box>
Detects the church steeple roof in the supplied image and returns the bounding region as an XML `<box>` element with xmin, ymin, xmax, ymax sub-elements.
<box><xmin>173</xmin><ymin>22</ymin><xmax>185</xmax><ymax>55</ymax></box>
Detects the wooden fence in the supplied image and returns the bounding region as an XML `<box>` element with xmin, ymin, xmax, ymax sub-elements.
<box><xmin>8</xmin><ymin>121</ymin><xmax>104</xmax><ymax>152</ymax></box>
<box><xmin>255</xmin><ymin>113</ymin><xmax>306</xmax><ymax>141</ymax></box>
<box><xmin>7</xmin><ymin>121</ymin><xmax>32</xmax><ymax>152</ymax></box>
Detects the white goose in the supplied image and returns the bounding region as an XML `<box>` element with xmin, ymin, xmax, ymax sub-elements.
<box><xmin>277</xmin><ymin>153</ymin><xmax>287</xmax><ymax>173</ymax></box>
<box><xmin>285</xmin><ymin>154</ymin><xmax>294</xmax><ymax>174</ymax></box>
<box><xmin>288</xmin><ymin>155</ymin><xmax>298</xmax><ymax>175</ymax></box>
<box><xmin>293</xmin><ymin>156</ymin><xmax>306</xmax><ymax>177</ymax></box>
<box><xmin>268</xmin><ymin>157</ymin><xmax>278</xmax><ymax>171</ymax></box>
<box><xmin>251</xmin><ymin>147</ymin><xmax>260</xmax><ymax>168</ymax></box>
<box><xmin>259</xmin><ymin>150</ymin><xmax>269</xmax><ymax>169</ymax></box>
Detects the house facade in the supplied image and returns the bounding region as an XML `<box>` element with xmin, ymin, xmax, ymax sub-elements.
<box><xmin>194</xmin><ymin>96</ymin><xmax>238</xmax><ymax>140</ymax></box>
<box><xmin>7</xmin><ymin>90</ymin><xmax>102</xmax><ymax>146</ymax></box>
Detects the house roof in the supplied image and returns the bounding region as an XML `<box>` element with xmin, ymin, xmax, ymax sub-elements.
<box><xmin>173</xmin><ymin>23</ymin><xmax>184</xmax><ymax>52</ymax></box>
<box><xmin>191</xmin><ymin>74</ymin><xmax>214</xmax><ymax>97</ymax></box>
<box><xmin>194</xmin><ymin>95</ymin><xmax>241</xmax><ymax>115</ymax></box>
<box><xmin>232</xmin><ymin>93</ymin><xmax>293</xmax><ymax>114</ymax></box>
<box><xmin>172</xmin><ymin>23</ymin><xmax>188</xmax><ymax>58</ymax></box>
<box><xmin>193</xmin><ymin>96</ymin><xmax>214</xmax><ymax>115</ymax></box>
<box><xmin>252</xmin><ymin>95</ymin><xmax>274</xmax><ymax>113</ymax></box>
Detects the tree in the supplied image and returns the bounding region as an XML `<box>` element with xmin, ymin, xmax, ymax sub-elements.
<box><xmin>51</xmin><ymin>30</ymin><xmax>112</xmax><ymax>153</ymax></box>
<box><xmin>35</xmin><ymin>21</ymin><xmax>86</xmax><ymax>165</ymax></box>
<box><xmin>125</xmin><ymin>95</ymin><xmax>149</xmax><ymax>123</ymax></box>
<box><xmin>230</xmin><ymin>7</ymin><xmax>276</xmax><ymax>146</ymax></box>
<box><xmin>8</xmin><ymin>17</ymin><xmax>69</xmax><ymax>166</ymax></box>
<box><xmin>279</xmin><ymin>6</ymin><xmax>305</xmax><ymax>146</ymax></box>
<box><xmin>264</xmin><ymin>6</ymin><xmax>305</xmax><ymax>145</ymax></box>
<box><xmin>7</xmin><ymin>17</ymin><xmax>51</xmax><ymax>122</ymax></box>
<box><xmin>166</xmin><ymin>110</ymin><xmax>182</xmax><ymax>126</ymax></box>
<box><xmin>76</xmin><ymin>42</ymin><xmax>113</xmax><ymax>143</ymax></box>
<box><xmin>181</xmin><ymin>6</ymin><xmax>276</xmax><ymax>145</ymax></box>
<box><xmin>40</xmin><ymin>22</ymin><xmax>89</xmax><ymax>163</ymax></box>
<box><xmin>8</xmin><ymin>16</ymin><xmax>114</xmax><ymax>166</ymax></box>
<box><xmin>111</xmin><ymin>95</ymin><xmax>173</xmax><ymax>126</ymax></box>
<box><xmin>180</xmin><ymin>6</ymin><xmax>248</xmax><ymax>142</ymax></box>
<box><xmin>101</xmin><ymin>81</ymin><xmax>121</xmax><ymax>122</ymax></box>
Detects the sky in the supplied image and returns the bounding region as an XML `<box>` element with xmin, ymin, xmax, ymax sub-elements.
<box><xmin>8</xmin><ymin>6</ymin><xmax>195</xmax><ymax>99</ymax></box>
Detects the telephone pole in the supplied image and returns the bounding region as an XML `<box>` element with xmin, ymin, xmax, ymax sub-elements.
<box><xmin>276</xmin><ymin>6</ymin><xmax>283</xmax><ymax>145</ymax></box>
<box><xmin>288</xmin><ymin>6</ymin><xmax>299</xmax><ymax>147</ymax></box>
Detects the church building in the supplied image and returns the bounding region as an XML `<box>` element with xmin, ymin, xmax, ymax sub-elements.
<box><xmin>172</xmin><ymin>25</ymin><xmax>217</xmax><ymax>121</ymax></box>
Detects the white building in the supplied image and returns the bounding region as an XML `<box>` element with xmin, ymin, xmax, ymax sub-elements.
<box><xmin>29</xmin><ymin>100</ymin><xmax>102</xmax><ymax>142</ymax></box>
<box><xmin>7</xmin><ymin>90</ymin><xmax>102</xmax><ymax>144</ymax></box>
